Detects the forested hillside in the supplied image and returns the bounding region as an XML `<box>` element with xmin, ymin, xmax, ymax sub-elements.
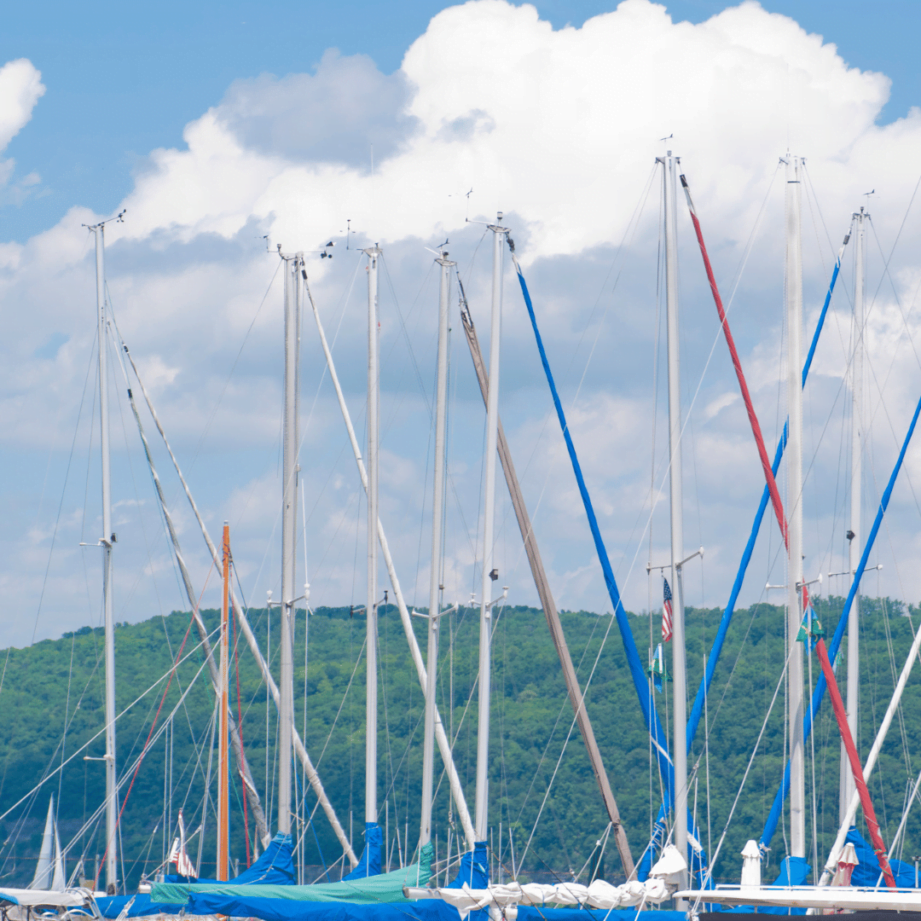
<box><xmin>0</xmin><ymin>596</ymin><xmax>919</xmax><ymax>892</ymax></box>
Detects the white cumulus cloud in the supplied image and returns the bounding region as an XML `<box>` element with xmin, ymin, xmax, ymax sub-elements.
<box><xmin>0</xmin><ymin>58</ymin><xmax>44</xmax><ymax>153</ymax></box>
<box><xmin>3</xmin><ymin>2</ymin><xmax>921</xmax><ymax>645</ymax></box>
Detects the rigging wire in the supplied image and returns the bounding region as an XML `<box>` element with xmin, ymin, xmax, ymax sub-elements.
<box><xmin>503</xmin><ymin>164</ymin><xmax>784</xmax><ymax>867</ymax></box>
<box><xmin>691</xmin><ymin>637</ymin><xmax>793</xmax><ymax>908</ymax></box>
<box><xmin>92</xmin><ymin>607</ymin><xmax>200</xmax><ymax>887</ymax></box>
<box><xmin>30</xmin><ymin>328</ymin><xmax>98</xmax><ymax>645</ymax></box>
<box><xmin>0</xmin><ymin>626</ymin><xmax>219</xmax><ymax>833</ymax></box>
<box><xmin>67</xmin><ymin>650</ymin><xmax>213</xmax><ymax>867</ymax></box>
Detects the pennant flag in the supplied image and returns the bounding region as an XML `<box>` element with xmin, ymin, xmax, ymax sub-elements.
<box><xmin>648</xmin><ymin>642</ymin><xmax>669</xmax><ymax>692</ymax></box>
<box><xmin>796</xmin><ymin>583</ymin><xmax>825</xmax><ymax>650</ymax></box>
<box><xmin>662</xmin><ymin>577</ymin><xmax>674</xmax><ymax>641</ymax></box>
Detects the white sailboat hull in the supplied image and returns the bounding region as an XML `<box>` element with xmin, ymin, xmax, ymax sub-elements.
<box><xmin>677</xmin><ymin>885</ymin><xmax>921</xmax><ymax>912</ymax></box>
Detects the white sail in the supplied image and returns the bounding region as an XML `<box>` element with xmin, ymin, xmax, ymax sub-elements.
<box><xmin>31</xmin><ymin>796</ymin><xmax>55</xmax><ymax>890</ymax></box>
<box><xmin>51</xmin><ymin>817</ymin><xmax>65</xmax><ymax>891</ymax></box>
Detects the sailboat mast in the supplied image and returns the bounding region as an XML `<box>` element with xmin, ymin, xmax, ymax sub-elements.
<box><xmin>841</xmin><ymin>206</ymin><xmax>866</xmax><ymax>821</ymax></box>
<box><xmin>785</xmin><ymin>155</ymin><xmax>806</xmax><ymax>858</ymax></box>
<box><xmin>279</xmin><ymin>252</ymin><xmax>302</xmax><ymax>838</ymax></box>
<box><xmin>420</xmin><ymin>251</ymin><xmax>453</xmax><ymax>849</ymax></box>
<box><xmin>475</xmin><ymin>215</ymin><xmax>508</xmax><ymax>843</ymax></box>
<box><xmin>218</xmin><ymin>523</ymin><xmax>231</xmax><ymax>880</ymax></box>
<box><xmin>305</xmin><ymin>278</ymin><xmax>475</xmax><ymax>848</ymax></box>
<box><xmin>663</xmin><ymin>151</ymin><xmax>688</xmax><ymax>889</ymax></box>
<box><xmin>91</xmin><ymin>223</ymin><xmax>118</xmax><ymax>892</ymax></box>
<box><xmin>365</xmin><ymin>245</ymin><xmax>382</xmax><ymax>831</ymax></box>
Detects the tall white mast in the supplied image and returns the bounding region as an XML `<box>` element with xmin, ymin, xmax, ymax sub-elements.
<box><xmin>279</xmin><ymin>251</ymin><xmax>302</xmax><ymax>837</ymax></box>
<box><xmin>90</xmin><ymin>222</ymin><xmax>118</xmax><ymax>892</ymax></box>
<box><xmin>305</xmin><ymin>280</ymin><xmax>476</xmax><ymax>848</ymax></box>
<box><xmin>841</xmin><ymin>206</ymin><xmax>866</xmax><ymax>821</ymax></box>
<box><xmin>218</xmin><ymin>523</ymin><xmax>231</xmax><ymax>879</ymax></box>
<box><xmin>785</xmin><ymin>154</ymin><xmax>806</xmax><ymax>858</ymax></box>
<box><xmin>475</xmin><ymin>215</ymin><xmax>507</xmax><ymax>843</ymax></box>
<box><xmin>662</xmin><ymin>151</ymin><xmax>688</xmax><ymax>891</ymax></box>
<box><xmin>420</xmin><ymin>251</ymin><xmax>453</xmax><ymax>849</ymax></box>
<box><xmin>365</xmin><ymin>245</ymin><xmax>382</xmax><ymax>831</ymax></box>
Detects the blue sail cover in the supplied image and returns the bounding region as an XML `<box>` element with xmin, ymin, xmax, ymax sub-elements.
<box><xmin>177</xmin><ymin>898</ymin><xmax>682</xmax><ymax>921</ymax></box>
<box><xmin>774</xmin><ymin>857</ymin><xmax>810</xmax><ymax>886</ymax></box>
<box><xmin>846</xmin><ymin>826</ymin><xmax>915</xmax><ymax>888</ymax></box>
<box><xmin>444</xmin><ymin>841</ymin><xmax>489</xmax><ymax>921</ymax></box>
<box><xmin>446</xmin><ymin>841</ymin><xmax>488</xmax><ymax>889</ymax></box>
<box><xmin>97</xmin><ymin>833</ymin><xmax>296</xmax><ymax>918</ymax></box>
<box><xmin>233</xmin><ymin>832</ymin><xmax>298</xmax><ymax>884</ymax></box>
<box><xmin>160</xmin><ymin>832</ymin><xmax>296</xmax><ymax>885</ymax></box>
<box><xmin>342</xmin><ymin>823</ymin><xmax>382</xmax><ymax>880</ymax></box>
<box><xmin>95</xmin><ymin>895</ymin><xmax>181</xmax><ymax>919</ymax></box>
<box><xmin>177</xmin><ymin>836</ymin><xmax>679</xmax><ymax>921</ymax></box>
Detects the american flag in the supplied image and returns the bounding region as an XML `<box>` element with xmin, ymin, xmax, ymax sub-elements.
<box><xmin>662</xmin><ymin>577</ymin><xmax>673</xmax><ymax>641</ymax></box>
<box><xmin>168</xmin><ymin>809</ymin><xmax>197</xmax><ymax>878</ymax></box>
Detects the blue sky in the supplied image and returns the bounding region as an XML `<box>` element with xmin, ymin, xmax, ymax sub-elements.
<box><xmin>1</xmin><ymin>1</ymin><xmax>919</xmax><ymax>242</ymax></box>
<box><xmin>2</xmin><ymin>0</ymin><xmax>921</xmax><ymax>647</ymax></box>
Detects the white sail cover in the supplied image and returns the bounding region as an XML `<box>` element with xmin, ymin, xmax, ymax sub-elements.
<box><xmin>405</xmin><ymin>878</ymin><xmax>671</xmax><ymax>919</ymax></box>
<box><xmin>405</xmin><ymin>845</ymin><xmax>685</xmax><ymax>919</ymax></box>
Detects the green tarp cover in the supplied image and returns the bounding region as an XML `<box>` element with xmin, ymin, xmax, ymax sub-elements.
<box><xmin>150</xmin><ymin>843</ymin><xmax>432</xmax><ymax>905</ymax></box>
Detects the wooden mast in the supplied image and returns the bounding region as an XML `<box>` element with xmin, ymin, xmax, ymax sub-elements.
<box><xmin>217</xmin><ymin>522</ymin><xmax>231</xmax><ymax>881</ymax></box>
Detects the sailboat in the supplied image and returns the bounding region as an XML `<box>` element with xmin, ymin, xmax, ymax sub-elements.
<box><xmin>676</xmin><ymin>179</ymin><xmax>921</xmax><ymax>912</ymax></box>
<box><xmin>162</xmin><ymin>205</ymin><xmax>683</xmax><ymax>920</ymax></box>
<box><xmin>94</xmin><ymin>242</ymin><xmax>420</xmax><ymax>909</ymax></box>
<box><xmin>52</xmin><ymin>217</ymin><xmax>289</xmax><ymax>905</ymax></box>
<box><xmin>25</xmin><ymin>140</ymin><xmax>921</xmax><ymax>921</ymax></box>
<box><xmin>404</xmin><ymin>172</ymin><xmax>696</xmax><ymax>916</ymax></box>
<box><xmin>400</xmin><ymin>144</ymin><xmax>921</xmax><ymax>919</ymax></box>
<box><xmin>146</xmin><ymin>247</ymin><xmax>439</xmax><ymax>915</ymax></box>
<box><xmin>160</xmin><ymin>214</ymin><xmax>636</xmax><ymax>921</ymax></box>
<box><xmin>8</xmin><ymin>208</ymin><xmax>455</xmax><ymax>914</ymax></box>
<box><xmin>89</xmin><ymin>243</ymin><xmax>350</xmax><ymax>919</ymax></box>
